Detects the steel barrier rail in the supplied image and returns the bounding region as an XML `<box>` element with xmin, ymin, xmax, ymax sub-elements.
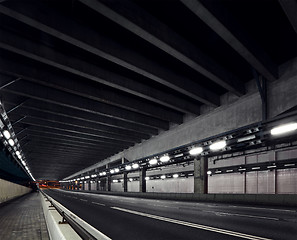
<box><xmin>40</xmin><ymin>190</ymin><xmax>111</xmax><ymax>240</ymax></box>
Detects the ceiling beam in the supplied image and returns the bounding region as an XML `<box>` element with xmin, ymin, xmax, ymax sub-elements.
<box><xmin>10</xmin><ymin>111</ymin><xmax>146</xmax><ymax>142</ymax></box>
<box><xmin>279</xmin><ymin>0</ymin><xmax>297</xmax><ymax>34</ymax></box>
<box><xmin>2</xmin><ymin>95</ymin><xmax>158</xmax><ymax>135</ymax></box>
<box><xmin>0</xmin><ymin>3</ymin><xmax>219</xmax><ymax>106</ymax></box>
<box><xmin>0</xmin><ymin>31</ymin><xmax>185</xmax><ymax>122</ymax></box>
<box><xmin>80</xmin><ymin>0</ymin><xmax>244</xmax><ymax>96</ymax></box>
<box><xmin>180</xmin><ymin>0</ymin><xmax>278</xmax><ymax>82</ymax></box>
<box><xmin>12</xmin><ymin>115</ymin><xmax>139</xmax><ymax>143</ymax></box>
<box><xmin>0</xmin><ymin>78</ymin><xmax>169</xmax><ymax>130</ymax></box>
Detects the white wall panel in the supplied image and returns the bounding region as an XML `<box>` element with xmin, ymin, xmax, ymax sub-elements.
<box><xmin>146</xmin><ymin>177</ymin><xmax>194</xmax><ymax>193</ymax></box>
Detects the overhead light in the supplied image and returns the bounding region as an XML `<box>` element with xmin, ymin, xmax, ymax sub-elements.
<box><xmin>267</xmin><ymin>165</ymin><xmax>276</xmax><ymax>169</ymax></box>
<box><xmin>3</xmin><ymin>130</ymin><xmax>11</xmax><ymax>139</ymax></box>
<box><xmin>271</xmin><ymin>123</ymin><xmax>297</xmax><ymax>135</ymax></box>
<box><xmin>132</xmin><ymin>163</ymin><xmax>139</xmax><ymax>169</ymax></box>
<box><xmin>207</xmin><ymin>170</ymin><xmax>212</xmax><ymax>175</ymax></box>
<box><xmin>215</xmin><ymin>170</ymin><xmax>222</xmax><ymax>174</ymax></box>
<box><xmin>149</xmin><ymin>159</ymin><xmax>158</xmax><ymax>165</ymax></box>
<box><xmin>16</xmin><ymin>150</ymin><xmax>20</xmax><ymax>156</ymax></box>
<box><xmin>102</xmin><ymin>171</ymin><xmax>106</xmax><ymax>175</ymax></box>
<box><xmin>145</xmin><ymin>177</ymin><xmax>150</xmax><ymax>181</ymax></box>
<box><xmin>113</xmin><ymin>179</ymin><xmax>118</xmax><ymax>183</ymax></box>
<box><xmin>237</xmin><ymin>135</ymin><xmax>256</xmax><ymax>143</ymax></box>
<box><xmin>189</xmin><ymin>147</ymin><xmax>203</xmax><ymax>155</ymax></box>
<box><xmin>160</xmin><ymin>155</ymin><xmax>170</xmax><ymax>162</ymax></box>
<box><xmin>110</xmin><ymin>169</ymin><xmax>115</xmax><ymax>174</ymax></box>
<box><xmin>173</xmin><ymin>174</ymin><xmax>179</xmax><ymax>178</ymax></box>
<box><xmin>252</xmin><ymin>167</ymin><xmax>260</xmax><ymax>170</ymax></box>
<box><xmin>81</xmin><ymin>177</ymin><xmax>85</xmax><ymax>180</ymax></box>
<box><xmin>209</xmin><ymin>140</ymin><xmax>226</xmax><ymax>151</ymax></box>
<box><xmin>129</xmin><ymin>178</ymin><xmax>133</xmax><ymax>181</ymax></box>
<box><xmin>238</xmin><ymin>168</ymin><xmax>246</xmax><ymax>171</ymax></box>
<box><xmin>85</xmin><ymin>176</ymin><xmax>90</xmax><ymax>179</ymax></box>
<box><xmin>114</xmin><ymin>168</ymin><xmax>120</xmax><ymax>173</ymax></box>
<box><xmin>8</xmin><ymin>139</ymin><xmax>15</xmax><ymax>146</ymax></box>
<box><xmin>125</xmin><ymin>165</ymin><xmax>132</xmax><ymax>171</ymax></box>
<box><xmin>284</xmin><ymin>163</ymin><xmax>295</xmax><ymax>167</ymax></box>
<box><xmin>161</xmin><ymin>175</ymin><xmax>166</xmax><ymax>179</ymax></box>
<box><xmin>226</xmin><ymin>169</ymin><xmax>233</xmax><ymax>173</ymax></box>
<box><xmin>174</xmin><ymin>153</ymin><xmax>184</xmax><ymax>158</ymax></box>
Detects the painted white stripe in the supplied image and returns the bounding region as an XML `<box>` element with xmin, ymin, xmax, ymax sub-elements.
<box><xmin>203</xmin><ymin>210</ymin><xmax>279</xmax><ymax>221</ymax></box>
<box><xmin>92</xmin><ymin>202</ymin><xmax>106</xmax><ymax>206</ymax></box>
<box><xmin>111</xmin><ymin>207</ymin><xmax>272</xmax><ymax>240</ymax></box>
<box><xmin>80</xmin><ymin>199</ymin><xmax>87</xmax><ymax>202</ymax></box>
<box><xmin>228</xmin><ymin>205</ymin><xmax>296</xmax><ymax>213</ymax></box>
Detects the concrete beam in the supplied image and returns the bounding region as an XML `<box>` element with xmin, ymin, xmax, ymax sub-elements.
<box><xmin>0</xmin><ymin>3</ymin><xmax>219</xmax><ymax>106</ymax></box>
<box><xmin>80</xmin><ymin>0</ymin><xmax>244</xmax><ymax>96</ymax></box>
<box><xmin>2</xmin><ymin>95</ymin><xmax>158</xmax><ymax>135</ymax></box>
<box><xmin>0</xmin><ymin>31</ymin><xmax>185</xmax><ymax>122</ymax></box>
<box><xmin>1</xmin><ymin>79</ymin><xmax>169</xmax><ymax>130</ymax></box>
<box><xmin>279</xmin><ymin>0</ymin><xmax>297</xmax><ymax>34</ymax></box>
<box><xmin>181</xmin><ymin>0</ymin><xmax>278</xmax><ymax>81</ymax></box>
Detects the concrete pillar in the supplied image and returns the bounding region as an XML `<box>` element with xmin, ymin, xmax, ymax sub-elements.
<box><xmin>123</xmin><ymin>172</ymin><xmax>128</xmax><ymax>192</ymax></box>
<box><xmin>194</xmin><ymin>157</ymin><xmax>208</xmax><ymax>194</ymax></box>
<box><xmin>82</xmin><ymin>181</ymin><xmax>85</xmax><ymax>190</ymax></box>
<box><xmin>106</xmin><ymin>165</ymin><xmax>111</xmax><ymax>191</ymax></box>
<box><xmin>139</xmin><ymin>168</ymin><xmax>146</xmax><ymax>192</ymax></box>
<box><xmin>88</xmin><ymin>180</ymin><xmax>91</xmax><ymax>191</ymax></box>
<box><xmin>96</xmin><ymin>178</ymin><xmax>100</xmax><ymax>191</ymax></box>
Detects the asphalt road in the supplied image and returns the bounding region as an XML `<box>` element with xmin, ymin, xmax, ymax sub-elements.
<box><xmin>44</xmin><ymin>189</ymin><xmax>297</xmax><ymax>240</ymax></box>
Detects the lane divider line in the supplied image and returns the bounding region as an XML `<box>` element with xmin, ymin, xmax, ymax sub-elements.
<box><xmin>80</xmin><ymin>199</ymin><xmax>87</xmax><ymax>202</ymax></box>
<box><xmin>203</xmin><ymin>210</ymin><xmax>279</xmax><ymax>221</ymax></box>
<box><xmin>111</xmin><ymin>207</ymin><xmax>272</xmax><ymax>240</ymax></box>
<box><xmin>92</xmin><ymin>202</ymin><xmax>106</xmax><ymax>206</ymax></box>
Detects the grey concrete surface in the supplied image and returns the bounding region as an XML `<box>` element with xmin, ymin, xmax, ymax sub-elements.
<box><xmin>0</xmin><ymin>192</ymin><xmax>49</xmax><ymax>240</ymax></box>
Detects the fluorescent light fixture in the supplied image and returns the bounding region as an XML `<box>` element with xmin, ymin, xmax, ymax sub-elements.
<box><xmin>173</xmin><ymin>174</ymin><xmax>179</xmax><ymax>178</ymax></box>
<box><xmin>91</xmin><ymin>174</ymin><xmax>97</xmax><ymax>178</ymax></box>
<box><xmin>3</xmin><ymin>130</ymin><xmax>11</xmax><ymax>139</ymax></box>
<box><xmin>252</xmin><ymin>167</ymin><xmax>260</xmax><ymax>170</ymax></box>
<box><xmin>132</xmin><ymin>163</ymin><xmax>139</xmax><ymax>169</ymax></box>
<box><xmin>125</xmin><ymin>165</ymin><xmax>132</xmax><ymax>170</ymax></box>
<box><xmin>226</xmin><ymin>169</ymin><xmax>233</xmax><ymax>173</ymax></box>
<box><xmin>189</xmin><ymin>147</ymin><xmax>203</xmax><ymax>155</ymax></box>
<box><xmin>81</xmin><ymin>177</ymin><xmax>85</xmax><ymax>180</ymax></box>
<box><xmin>120</xmin><ymin>179</ymin><xmax>124</xmax><ymax>182</ymax></box>
<box><xmin>161</xmin><ymin>175</ymin><xmax>166</xmax><ymax>179</ymax></box>
<box><xmin>238</xmin><ymin>168</ymin><xmax>246</xmax><ymax>171</ymax></box>
<box><xmin>149</xmin><ymin>158</ymin><xmax>158</xmax><ymax>165</ymax></box>
<box><xmin>8</xmin><ymin>139</ymin><xmax>15</xmax><ymax>146</ymax></box>
<box><xmin>207</xmin><ymin>170</ymin><xmax>212</xmax><ymax>175</ymax></box>
<box><xmin>113</xmin><ymin>180</ymin><xmax>118</xmax><ymax>183</ymax></box>
<box><xmin>129</xmin><ymin>178</ymin><xmax>133</xmax><ymax>181</ymax></box>
<box><xmin>215</xmin><ymin>170</ymin><xmax>222</xmax><ymax>174</ymax></box>
<box><xmin>114</xmin><ymin>168</ymin><xmax>119</xmax><ymax>173</ymax></box>
<box><xmin>160</xmin><ymin>155</ymin><xmax>170</xmax><ymax>162</ymax></box>
<box><xmin>271</xmin><ymin>123</ymin><xmax>297</xmax><ymax>135</ymax></box>
<box><xmin>267</xmin><ymin>165</ymin><xmax>276</xmax><ymax>169</ymax></box>
<box><xmin>16</xmin><ymin>150</ymin><xmax>20</xmax><ymax>156</ymax></box>
<box><xmin>145</xmin><ymin>177</ymin><xmax>150</xmax><ymax>181</ymax></box>
<box><xmin>237</xmin><ymin>135</ymin><xmax>256</xmax><ymax>143</ymax></box>
<box><xmin>102</xmin><ymin>171</ymin><xmax>106</xmax><ymax>175</ymax></box>
<box><xmin>284</xmin><ymin>164</ymin><xmax>295</xmax><ymax>167</ymax></box>
<box><xmin>110</xmin><ymin>169</ymin><xmax>115</xmax><ymax>174</ymax></box>
<box><xmin>85</xmin><ymin>176</ymin><xmax>90</xmax><ymax>179</ymax></box>
<box><xmin>174</xmin><ymin>153</ymin><xmax>184</xmax><ymax>158</ymax></box>
<box><xmin>209</xmin><ymin>140</ymin><xmax>226</xmax><ymax>151</ymax></box>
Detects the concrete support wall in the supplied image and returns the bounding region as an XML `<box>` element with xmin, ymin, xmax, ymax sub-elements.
<box><xmin>194</xmin><ymin>157</ymin><xmax>208</xmax><ymax>193</ymax></box>
<box><xmin>71</xmin><ymin>58</ymin><xmax>297</xmax><ymax>179</ymax></box>
<box><xmin>0</xmin><ymin>178</ymin><xmax>31</xmax><ymax>204</ymax></box>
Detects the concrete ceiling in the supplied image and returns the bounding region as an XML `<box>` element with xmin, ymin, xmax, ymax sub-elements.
<box><xmin>0</xmin><ymin>0</ymin><xmax>296</xmax><ymax>180</ymax></box>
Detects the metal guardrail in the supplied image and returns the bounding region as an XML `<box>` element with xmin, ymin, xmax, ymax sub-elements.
<box><xmin>40</xmin><ymin>190</ymin><xmax>110</xmax><ymax>240</ymax></box>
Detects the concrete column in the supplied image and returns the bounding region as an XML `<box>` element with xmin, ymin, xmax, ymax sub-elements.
<box><xmin>123</xmin><ymin>172</ymin><xmax>128</xmax><ymax>192</ymax></box>
<box><xmin>106</xmin><ymin>165</ymin><xmax>111</xmax><ymax>191</ymax></box>
<box><xmin>139</xmin><ymin>168</ymin><xmax>146</xmax><ymax>192</ymax></box>
<box><xmin>194</xmin><ymin>157</ymin><xmax>208</xmax><ymax>194</ymax></box>
<box><xmin>96</xmin><ymin>178</ymin><xmax>100</xmax><ymax>191</ymax></box>
<box><xmin>82</xmin><ymin>181</ymin><xmax>85</xmax><ymax>190</ymax></box>
<box><xmin>88</xmin><ymin>180</ymin><xmax>91</xmax><ymax>191</ymax></box>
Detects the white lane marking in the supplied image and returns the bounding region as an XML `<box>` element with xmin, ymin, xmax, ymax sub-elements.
<box><xmin>148</xmin><ymin>204</ymin><xmax>178</xmax><ymax>209</ymax></box>
<box><xmin>92</xmin><ymin>202</ymin><xmax>106</xmax><ymax>206</ymax></box>
<box><xmin>228</xmin><ymin>205</ymin><xmax>296</xmax><ymax>213</ymax></box>
<box><xmin>111</xmin><ymin>207</ymin><xmax>272</xmax><ymax>240</ymax></box>
<box><xmin>72</xmin><ymin>197</ymin><xmax>78</xmax><ymax>199</ymax></box>
<box><xmin>203</xmin><ymin>210</ymin><xmax>279</xmax><ymax>221</ymax></box>
<box><xmin>80</xmin><ymin>199</ymin><xmax>87</xmax><ymax>202</ymax></box>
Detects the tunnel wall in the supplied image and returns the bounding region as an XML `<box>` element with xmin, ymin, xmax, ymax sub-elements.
<box><xmin>0</xmin><ymin>178</ymin><xmax>31</xmax><ymax>204</ymax></box>
<box><xmin>72</xmin><ymin>58</ymin><xmax>297</xmax><ymax>178</ymax></box>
